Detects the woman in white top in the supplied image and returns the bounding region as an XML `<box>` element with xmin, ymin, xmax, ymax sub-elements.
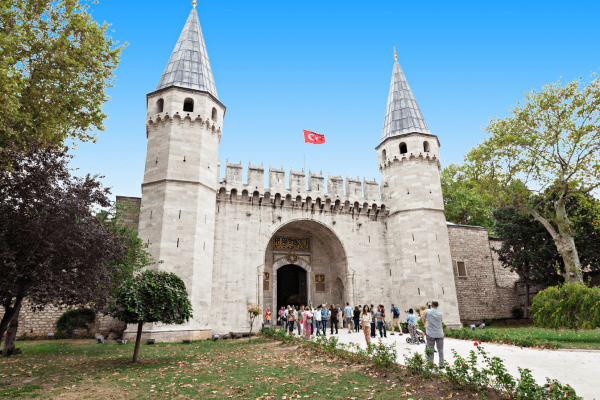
<box><xmin>315</xmin><ymin>306</ymin><xmax>323</xmax><ymax>335</ymax></box>
<box><xmin>360</xmin><ymin>305</ymin><xmax>372</xmax><ymax>344</ymax></box>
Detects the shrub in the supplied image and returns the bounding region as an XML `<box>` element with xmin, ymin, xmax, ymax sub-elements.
<box><xmin>512</xmin><ymin>306</ymin><xmax>525</xmax><ymax>319</ymax></box>
<box><xmin>530</xmin><ymin>282</ymin><xmax>600</xmax><ymax>329</ymax></box>
<box><xmin>56</xmin><ymin>308</ymin><xmax>96</xmax><ymax>337</ymax></box>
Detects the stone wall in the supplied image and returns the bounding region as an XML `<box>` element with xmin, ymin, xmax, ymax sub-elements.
<box><xmin>447</xmin><ymin>224</ymin><xmax>520</xmax><ymax>324</ymax></box>
<box><xmin>0</xmin><ymin>302</ymin><xmax>124</xmax><ymax>338</ymax></box>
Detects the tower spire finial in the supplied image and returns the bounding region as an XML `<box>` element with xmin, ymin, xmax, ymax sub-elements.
<box><xmin>192</xmin><ymin>0</ymin><xmax>197</xmax><ymax>8</ymax></box>
<box><xmin>393</xmin><ymin>46</ymin><xmax>397</xmax><ymax>61</ymax></box>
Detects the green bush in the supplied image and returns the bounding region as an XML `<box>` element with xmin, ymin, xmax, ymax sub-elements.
<box><xmin>56</xmin><ymin>308</ymin><xmax>96</xmax><ymax>336</ymax></box>
<box><xmin>530</xmin><ymin>282</ymin><xmax>600</xmax><ymax>329</ymax></box>
<box><xmin>443</xmin><ymin>327</ymin><xmax>560</xmax><ymax>349</ymax></box>
<box><xmin>512</xmin><ymin>306</ymin><xmax>525</xmax><ymax>319</ymax></box>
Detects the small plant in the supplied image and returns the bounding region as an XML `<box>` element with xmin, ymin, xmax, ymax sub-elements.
<box><xmin>512</xmin><ymin>306</ymin><xmax>525</xmax><ymax>319</ymax></box>
<box><xmin>247</xmin><ymin>304</ymin><xmax>261</xmax><ymax>338</ymax></box>
<box><xmin>56</xmin><ymin>308</ymin><xmax>96</xmax><ymax>337</ymax></box>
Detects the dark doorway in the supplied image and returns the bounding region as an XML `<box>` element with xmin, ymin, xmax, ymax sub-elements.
<box><xmin>277</xmin><ymin>264</ymin><xmax>307</xmax><ymax>310</ymax></box>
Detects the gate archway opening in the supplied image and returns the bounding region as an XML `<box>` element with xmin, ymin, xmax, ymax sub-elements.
<box><xmin>277</xmin><ymin>264</ymin><xmax>307</xmax><ymax>310</ymax></box>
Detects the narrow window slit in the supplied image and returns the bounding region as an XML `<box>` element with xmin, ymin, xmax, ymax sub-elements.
<box><xmin>177</xmin><ymin>238</ymin><xmax>179</xmax><ymax>248</ymax></box>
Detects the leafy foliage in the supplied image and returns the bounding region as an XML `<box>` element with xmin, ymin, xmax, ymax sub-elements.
<box><xmin>441</xmin><ymin>164</ymin><xmax>497</xmax><ymax>232</ymax></box>
<box><xmin>444</xmin><ymin>327</ymin><xmax>560</xmax><ymax>349</ymax></box>
<box><xmin>0</xmin><ymin>0</ymin><xmax>125</xmax><ymax>153</ymax></box>
<box><xmin>466</xmin><ymin>74</ymin><xmax>600</xmax><ymax>283</ymax></box>
<box><xmin>493</xmin><ymin>192</ymin><xmax>600</xmax><ymax>286</ymax></box>
<box><xmin>530</xmin><ymin>283</ymin><xmax>600</xmax><ymax>329</ymax></box>
<box><xmin>55</xmin><ymin>308</ymin><xmax>95</xmax><ymax>337</ymax></box>
<box><xmin>404</xmin><ymin>344</ymin><xmax>581</xmax><ymax>399</ymax></box>
<box><xmin>108</xmin><ymin>270</ymin><xmax>192</xmax><ymax>326</ymax></box>
<box><xmin>0</xmin><ymin>143</ymin><xmax>124</xmax><ymax>355</ymax></box>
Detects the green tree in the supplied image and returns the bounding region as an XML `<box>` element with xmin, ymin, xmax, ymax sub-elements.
<box><xmin>108</xmin><ymin>271</ymin><xmax>193</xmax><ymax>363</ymax></box>
<box><xmin>441</xmin><ymin>164</ymin><xmax>496</xmax><ymax>232</ymax></box>
<box><xmin>0</xmin><ymin>0</ymin><xmax>125</xmax><ymax>153</ymax></box>
<box><xmin>466</xmin><ymin>75</ymin><xmax>600</xmax><ymax>284</ymax></box>
<box><xmin>494</xmin><ymin>193</ymin><xmax>600</xmax><ymax>316</ymax></box>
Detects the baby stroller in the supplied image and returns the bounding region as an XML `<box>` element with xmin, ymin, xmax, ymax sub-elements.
<box><xmin>406</xmin><ymin>327</ymin><xmax>426</xmax><ymax>344</ymax></box>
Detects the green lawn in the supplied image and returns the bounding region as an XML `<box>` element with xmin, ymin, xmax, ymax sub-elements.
<box><xmin>0</xmin><ymin>338</ymin><xmax>485</xmax><ymax>400</ymax></box>
<box><xmin>483</xmin><ymin>326</ymin><xmax>600</xmax><ymax>349</ymax></box>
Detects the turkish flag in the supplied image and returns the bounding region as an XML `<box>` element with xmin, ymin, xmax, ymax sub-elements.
<box><xmin>303</xmin><ymin>130</ymin><xmax>326</xmax><ymax>145</ymax></box>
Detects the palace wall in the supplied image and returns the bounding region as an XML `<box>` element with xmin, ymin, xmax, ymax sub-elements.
<box><xmin>447</xmin><ymin>224</ymin><xmax>520</xmax><ymax>323</ymax></box>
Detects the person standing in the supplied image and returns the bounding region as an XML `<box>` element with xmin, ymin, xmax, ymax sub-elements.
<box><xmin>424</xmin><ymin>301</ymin><xmax>444</xmax><ymax>365</ymax></box>
<box><xmin>353</xmin><ymin>306</ymin><xmax>360</xmax><ymax>332</ymax></box>
<box><xmin>390</xmin><ymin>304</ymin><xmax>401</xmax><ymax>335</ymax></box>
<box><xmin>315</xmin><ymin>305</ymin><xmax>322</xmax><ymax>335</ymax></box>
<box><xmin>344</xmin><ymin>303</ymin><xmax>353</xmax><ymax>334</ymax></box>
<box><xmin>360</xmin><ymin>305</ymin><xmax>372</xmax><ymax>345</ymax></box>
<box><xmin>405</xmin><ymin>308</ymin><xmax>418</xmax><ymax>343</ymax></box>
<box><xmin>279</xmin><ymin>307</ymin><xmax>285</xmax><ymax>327</ymax></box>
<box><xmin>330</xmin><ymin>304</ymin><xmax>339</xmax><ymax>335</ymax></box>
<box><xmin>287</xmin><ymin>307</ymin><xmax>295</xmax><ymax>333</ymax></box>
<box><xmin>265</xmin><ymin>308</ymin><xmax>272</xmax><ymax>329</ymax></box>
<box><xmin>370</xmin><ymin>304</ymin><xmax>376</xmax><ymax>338</ymax></box>
<box><xmin>321</xmin><ymin>305</ymin><xmax>329</xmax><ymax>336</ymax></box>
<box><xmin>304</xmin><ymin>307</ymin><xmax>312</xmax><ymax>338</ymax></box>
<box><xmin>377</xmin><ymin>305</ymin><xmax>387</xmax><ymax>338</ymax></box>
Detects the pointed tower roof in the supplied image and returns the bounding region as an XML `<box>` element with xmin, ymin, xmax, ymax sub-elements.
<box><xmin>156</xmin><ymin>7</ymin><xmax>218</xmax><ymax>98</ymax></box>
<box><xmin>380</xmin><ymin>53</ymin><xmax>430</xmax><ymax>143</ymax></box>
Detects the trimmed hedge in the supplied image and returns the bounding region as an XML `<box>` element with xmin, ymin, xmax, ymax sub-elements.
<box><xmin>56</xmin><ymin>308</ymin><xmax>96</xmax><ymax>336</ymax></box>
<box><xmin>530</xmin><ymin>283</ymin><xmax>600</xmax><ymax>329</ymax></box>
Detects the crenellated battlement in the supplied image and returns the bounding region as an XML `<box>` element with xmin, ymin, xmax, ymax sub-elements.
<box><xmin>379</xmin><ymin>153</ymin><xmax>440</xmax><ymax>171</ymax></box>
<box><xmin>146</xmin><ymin>113</ymin><xmax>222</xmax><ymax>142</ymax></box>
<box><xmin>218</xmin><ymin>161</ymin><xmax>385</xmax><ymax>209</ymax></box>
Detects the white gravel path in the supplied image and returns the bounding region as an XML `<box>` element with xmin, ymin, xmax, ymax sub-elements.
<box><xmin>289</xmin><ymin>328</ymin><xmax>599</xmax><ymax>399</ymax></box>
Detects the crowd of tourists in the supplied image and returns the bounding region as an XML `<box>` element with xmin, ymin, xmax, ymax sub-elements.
<box><xmin>263</xmin><ymin>301</ymin><xmax>445</xmax><ymax>365</ymax></box>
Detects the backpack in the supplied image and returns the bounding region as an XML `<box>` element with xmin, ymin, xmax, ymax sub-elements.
<box><xmin>392</xmin><ymin>307</ymin><xmax>400</xmax><ymax>318</ymax></box>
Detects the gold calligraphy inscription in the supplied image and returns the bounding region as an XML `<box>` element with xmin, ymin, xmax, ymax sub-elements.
<box><xmin>273</xmin><ymin>237</ymin><xmax>310</xmax><ymax>251</ymax></box>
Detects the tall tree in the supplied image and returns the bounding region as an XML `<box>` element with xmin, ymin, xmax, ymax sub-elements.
<box><xmin>0</xmin><ymin>143</ymin><xmax>124</xmax><ymax>355</ymax></box>
<box><xmin>0</xmin><ymin>0</ymin><xmax>125</xmax><ymax>154</ymax></box>
<box><xmin>466</xmin><ymin>75</ymin><xmax>600</xmax><ymax>284</ymax></box>
<box><xmin>441</xmin><ymin>164</ymin><xmax>497</xmax><ymax>232</ymax></box>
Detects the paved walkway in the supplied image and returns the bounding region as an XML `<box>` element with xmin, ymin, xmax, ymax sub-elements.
<box><xmin>285</xmin><ymin>327</ymin><xmax>598</xmax><ymax>399</ymax></box>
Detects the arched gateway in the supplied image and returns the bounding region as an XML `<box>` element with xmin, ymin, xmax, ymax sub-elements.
<box><xmin>262</xmin><ymin>220</ymin><xmax>349</xmax><ymax>313</ymax></box>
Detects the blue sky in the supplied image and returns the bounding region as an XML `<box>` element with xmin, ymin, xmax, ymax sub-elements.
<box><xmin>70</xmin><ymin>0</ymin><xmax>600</xmax><ymax>199</ymax></box>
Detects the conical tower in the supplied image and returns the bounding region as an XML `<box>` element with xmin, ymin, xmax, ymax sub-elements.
<box><xmin>376</xmin><ymin>49</ymin><xmax>461</xmax><ymax>326</ymax></box>
<box><xmin>129</xmin><ymin>3</ymin><xmax>226</xmax><ymax>342</ymax></box>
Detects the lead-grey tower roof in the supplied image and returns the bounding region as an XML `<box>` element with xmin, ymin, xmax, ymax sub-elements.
<box><xmin>156</xmin><ymin>8</ymin><xmax>218</xmax><ymax>99</ymax></box>
<box><xmin>380</xmin><ymin>58</ymin><xmax>430</xmax><ymax>143</ymax></box>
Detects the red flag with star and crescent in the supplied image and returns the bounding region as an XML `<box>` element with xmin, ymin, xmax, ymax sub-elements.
<box><xmin>303</xmin><ymin>130</ymin><xmax>326</xmax><ymax>145</ymax></box>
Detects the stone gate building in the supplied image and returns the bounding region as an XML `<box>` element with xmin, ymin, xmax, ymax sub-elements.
<box><xmin>117</xmin><ymin>4</ymin><xmax>523</xmax><ymax>342</ymax></box>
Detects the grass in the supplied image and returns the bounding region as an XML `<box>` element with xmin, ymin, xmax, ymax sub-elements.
<box><xmin>0</xmin><ymin>337</ymin><xmax>504</xmax><ymax>399</ymax></box>
<box><xmin>486</xmin><ymin>326</ymin><xmax>600</xmax><ymax>348</ymax></box>
<box><xmin>446</xmin><ymin>325</ymin><xmax>600</xmax><ymax>349</ymax></box>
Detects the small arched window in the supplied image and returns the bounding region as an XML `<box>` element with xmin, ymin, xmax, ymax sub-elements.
<box><xmin>400</xmin><ymin>142</ymin><xmax>408</xmax><ymax>154</ymax></box>
<box><xmin>423</xmin><ymin>141</ymin><xmax>430</xmax><ymax>152</ymax></box>
<box><xmin>381</xmin><ymin>149</ymin><xmax>386</xmax><ymax>163</ymax></box>
<box><xmin>156</xmin><ymin>98</ymin><xmax>164</xmax><ymax>113</ymax></box>
<box><xmin>183</xmin><ymin>98</ymin><xmax>194</xmax><ymax>112</ymax></box>
<box><xmin>211</xmin><ymin>107</ymin><xmax>217</xmax><ymax>122</ymax></box>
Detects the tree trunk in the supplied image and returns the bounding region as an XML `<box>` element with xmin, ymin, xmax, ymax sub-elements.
<box><xmin>553</xmin><ymin>196</ymin><xmax>583</xmax><ymax>284</ymax></box>
<box><xmin>2</xmin><ymin>301</ymin><xmax>22</xmax><ymax>357</ymax></box>
<box><xmin>525</xmin><ymin>283</ymin><xmax>530</xmax><ymax>319</ymax></box>
<box><xmin>529</xmin><ymin>207</ymin><xmax>583</xmax><ymax>284</ymax></box>
<box><xmin>132</xmin><ymin>322</ymin><xmax>143</xmax><ymax>363</ymax></box>
<box><xmin>0</xmin><ymin>296</ymin><xmax>23</xmax><ymax>346</ymax></box>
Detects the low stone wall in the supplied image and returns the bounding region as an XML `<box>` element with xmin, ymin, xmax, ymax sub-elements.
<box><xmin>0</xmin><ymin>302</ymin><xmax>125</xmax><ymax>339</ymax></box>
